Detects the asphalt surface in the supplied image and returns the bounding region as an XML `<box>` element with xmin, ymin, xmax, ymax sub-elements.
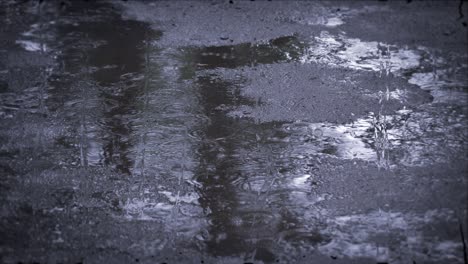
<box><xmin>0</xmin><ymin>1</ymin><xmax>467</xmax><ymax>263</ymax></box>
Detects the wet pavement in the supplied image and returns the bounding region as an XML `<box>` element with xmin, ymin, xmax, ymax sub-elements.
<box><xmin>0</xmin><ymin>1</ymin><xmax>467</xmax><ymax>264</ymax></box>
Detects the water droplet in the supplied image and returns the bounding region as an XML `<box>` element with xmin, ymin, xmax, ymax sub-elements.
<box><xmin>232</xmin><ymin>216</ymin><xmax>243</xmax><ymax>226</ymax></box>
<box><xmin>313</xmin><ymin>128</ymin><xmax>323</xmax><ymax>137</ymax></box>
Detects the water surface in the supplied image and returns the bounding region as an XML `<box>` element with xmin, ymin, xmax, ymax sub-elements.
<box><xmin>0</xmin><ymin>1</ymin><xmax>466</xmax><ymax>264</ymax></box>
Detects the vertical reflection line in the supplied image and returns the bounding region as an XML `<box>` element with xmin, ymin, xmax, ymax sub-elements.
<box><xmin>134</xmin><ymin>32</ymin><xmax>151</xmax><ymax>177</ymax></box>
<box><xmin>79</xmin><ymin>30</ymin><xmax>91</xmax><ymax>167</ymax></box>
<box><xmin>37</xmin><ymin>0</ymin><xmax>46</xmax><ymax>150</ymax></box>
<box><xmin>172</xmin><ymin>128</ymin><xmax>188</xmax><ymax>219</ymax></box>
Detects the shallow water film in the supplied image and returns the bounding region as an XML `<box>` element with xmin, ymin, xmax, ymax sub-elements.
<box><xmin>1</xmin><ymin>1</ymin><xmax>467</xmax><ymax>263</ymax></box>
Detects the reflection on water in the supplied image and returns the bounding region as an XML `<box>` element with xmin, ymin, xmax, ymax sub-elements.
<box><xmin>301</xmin><ymin>31</ymin><xmax>468</xmax><ymax>105</ymax></box>
<box><xmin>49</xmin><ymin>3</ymin><xmax>153</xmax><ymax>171</ymax></box>
<box><xmin>319</xmin><ymin>209</ymin><xmax>463</xmax><ymax>263</ymax></box>
<box><xmin>0</xmin><ymin>1</ymin><xmax>466</xmax><ymax>263</ymax></box>
<box><xmin>300</xmin><ymin>31</ymin><xmax>421</xmax><ymax>74</ymax></box>
<box><xmin>409</xmin><ymin>69</ymin><xmax>468</xmax><ymax>104</ymax></box>
<box><xmin>177</xmin><ymin>35</ymin><xmax>305</xmax><ymax>80</ymax></box>
<box><xmin>283</xmin><ymin>4</ymin><xmax>389</xmax><ymax>29</ymax></box>
<box><xmin>280</xmin><ymin>104</ymin><xmax>466</xmax><ymax>167</ymax></box>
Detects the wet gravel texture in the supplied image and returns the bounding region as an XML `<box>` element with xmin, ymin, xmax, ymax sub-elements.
<box><xmin>0</xmin><ymin>1</ymin><xmax>467</xmax><ymax>264</ymax></box>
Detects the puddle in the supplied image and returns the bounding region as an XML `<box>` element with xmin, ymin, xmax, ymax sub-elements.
<box><xmin>15</xmin><ymin>40</ymin><xmax>45</xmax><ymax>52</ymax></box>
<box><xmin>280</xmin><ymin>104</ymin><xmax>466</xmax><ymax>167</ymax></box>
<box><xmin>179</xmin><ymin>35</ymin><xmax>305</xmax><ymax>73</ymax></box>
<box><xmin>281</xmin><ymin>120</ymin><xmax>377</xmax><ymax>162</ymax></box>
<box><xmin>319</xmin><ymin>209</ymin><xmax>463</xmax><ymax>263</ymax></box>
<box><xmin>301</xmin><ymin>31</ymin><xmax>421</xmax><ymax>74</ymax></box>
<box><xmin>0</xmin><ymin>1</ymin><xmax>466</xmax><ymax>263</ymax></box>
<box><xmin>409</xmin><ymin>69</ymin><xmax>468</xmax><ymax>104</ymax></box>
<box><xmin>301</xmin><ymin>31</ymin><xmax>468</xmax><ymax>105</ymax></box>
<box><xmin>283</xmin><ymin>4</ymin><xmax>389</xmax><ymax>29</ymax></box>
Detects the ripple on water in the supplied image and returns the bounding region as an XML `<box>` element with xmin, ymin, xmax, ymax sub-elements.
<box><xmin>318</xmin><ymin>209</ymin><xmax>463</xmax><ymax>263</ymax></box>
<box><xmin>2</xmin><ymin>2</ymin><xmax>466</xmax><ymax>262</ymax></box>
<box><xmin>279</xmin><ymin>103</ymin><xmax>466</xmax><ymax>167</ymax></box>
<box><xmin>300</xmin><ymin>31</ymin><xmax>421</xmax><ymax>74</ymax></box>
<box><xmin>301</xmin><ymin>31</ymin><xmax>467</xmax><ymax>107</ymax></box>
<box><xmin>409</xmin><ymin>68</ymin><xmax>468</xmax><ymax>104</ymax></box>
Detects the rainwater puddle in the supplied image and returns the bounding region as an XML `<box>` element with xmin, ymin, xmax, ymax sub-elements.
<box><xmin>301</xmin><ymin>31</ymin><xmax>468</xmax><ymax>105</ymax></box>
<box><xmin>179</xmin><ymin>35</ymin><xmax>305</xmax><ymax>71</ymax></box>
<box><xmin>300</xmin><ymin>31</ymin><xmax>421</xmax><ymax>73</ymax></box>
<box><xmin>285</xmin><ymin>5</ymin><xmax>389</xmax><ymax>28</ymax></box>
<box><xmin>319</xmin><ymin>209</ymin><xmax>463</xmax><ymax>263</ymax></box>
<box><xmin>280</xmin><ymin>105</ymin><xmax>466</xmax><ymax>167</ymax></box>
<box><xmin>0</xmin><ymin>1</ymin><xmax>466</xmax><ymax>264</ymax></box>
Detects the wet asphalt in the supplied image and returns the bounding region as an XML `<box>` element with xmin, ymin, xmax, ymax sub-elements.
<box><xmin>0</xmin><ymin>1</ymin><xmax>467</xmax><ymax>263</ymax></box>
